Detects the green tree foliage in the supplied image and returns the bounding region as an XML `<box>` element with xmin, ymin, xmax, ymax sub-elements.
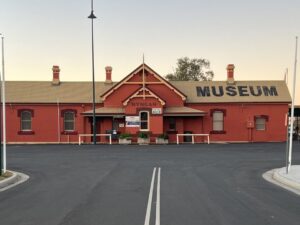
<box><xmin>166</xmin><ymin>57</ymin><xmax>214</xmax><ymax>81</ymax></box>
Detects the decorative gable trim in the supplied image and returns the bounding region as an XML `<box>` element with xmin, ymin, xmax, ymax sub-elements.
<box><xmin>123</xmin><ymin>87</ymin><xmax>166</xmax><ymax>106</ymax></box>
<box><xmin>101</xmin><ymin>64</ymin><xmax>187</xmax><ymax>101</ymax></box>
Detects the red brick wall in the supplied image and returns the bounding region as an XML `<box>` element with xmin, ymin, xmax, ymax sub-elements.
<box><xmin>3</xmin><ymin>103</ymin><xmax>97</xmax><ymax>143</ymax></box>
<box><xmin>186</xmin><ymin>103</ymin><xmax>289</xmax><ymax>142</ymax></box>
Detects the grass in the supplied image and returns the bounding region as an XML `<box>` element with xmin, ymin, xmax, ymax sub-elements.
<box><xmin>0</xmin><ymin>171</ymin><xmax>13</xmax><ymax>181</ymax></box>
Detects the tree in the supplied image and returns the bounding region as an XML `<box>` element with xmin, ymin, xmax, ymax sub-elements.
<box><xmin>165</xmin><ymin>57</ymin><xmax>214</xmax><ymax>81</ymax></box>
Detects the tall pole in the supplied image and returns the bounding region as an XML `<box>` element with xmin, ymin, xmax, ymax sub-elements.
<box><xmin>88</xmin><ymin>0</ymin><xmax>97</xmax><ymax>145</ymax></box>
<box><xmin>287</xmin><ymin>36</ymin><xmax>298</xmax><ymax>173</ymax></box>
<box><xmin>0</xmin><ymin>34</ymin><xmax>6</xmax><ymax>173</ymax></box>
<box><xmin>0</xmin><ymin>70</ymin><xmax>2</xmax><ymax>176</ymax></box>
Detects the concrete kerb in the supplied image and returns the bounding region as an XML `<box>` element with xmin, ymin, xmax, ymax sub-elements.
<box><xmin>263</xmin><ymin>166</ymin><xmax>300</xmax><ymax>196</ymax></box>
<box><xmin>0</xmin><ymin>171</ymin><xmax>29</xmax><ymax>192</ymax></box>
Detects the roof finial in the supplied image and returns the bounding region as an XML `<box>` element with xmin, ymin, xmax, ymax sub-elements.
<box><xmin>143</xmin><ymin>53</ymin><xmax>145</xmax><ymax>65</ymax></box>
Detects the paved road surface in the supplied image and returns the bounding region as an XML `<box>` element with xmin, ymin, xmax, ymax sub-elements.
<box><xmin>0</xmin><ymin>143</ymin><xmax>299</xmax><ymax>225</ymax></box>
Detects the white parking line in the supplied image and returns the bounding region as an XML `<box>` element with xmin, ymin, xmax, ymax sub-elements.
<box><xmin>144</xmin><ymin>167</ymin><xmax>157</xmax><ymax>225</ymax></box>
<box><xmin>144</xmin><ymin>167</ymin><xmax>161</xmax><ymax>225</ymax></box>
<box><xmin>155</xmin><ymin>167</ymin><xmax>161</xmax><ymax>225</ymax></box>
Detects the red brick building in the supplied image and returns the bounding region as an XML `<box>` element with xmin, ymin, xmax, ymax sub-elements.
<box><xmin>2</xmin><ymin>64</ymin><xmax>291</xmax><ymax>144</ymax></box>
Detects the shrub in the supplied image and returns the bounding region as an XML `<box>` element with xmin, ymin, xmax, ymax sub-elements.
<box><xmin>138</xmin><ymin>132</ymin><xmax>148</xmax><ymax>139</ymax></box>
<box><xmin>119</xmin><ymin>133</ymin><xmax>132</xmax><ymax>140</ymax></box>
<box><xmin>158</xmin><ymin>133</ymin><xmax>169</xmax><ymax>140</ymax></box>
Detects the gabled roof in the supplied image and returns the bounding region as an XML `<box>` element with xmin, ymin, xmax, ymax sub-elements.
<box><xmin>82</xmin><ymin>107</ymin><xmax>124</xmax><ymax>115</ymax></box>
<box><xmin>100</xmin><ymin>63</ymin><xmax>187</xmax><ymax>101</ymax></box>
<box><xmin>123</xmin><ymin>87</ymin><xmax>166</xmax><ymax>106</ymax></box>
<box><xmin>2</xmin><ymin>81</ymin><xmax>116</xmax><ymax>103</ymax></box>
<box><xmin>170</xmin><ymin>80</ymin><xmax>291</xmax><ymax>103</ymax></box>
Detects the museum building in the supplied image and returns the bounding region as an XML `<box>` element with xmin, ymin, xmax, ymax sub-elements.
<box><xmin>2</xmin><ymin>63</ymin><xmax>291</xmax><ymax>144</ymax></box>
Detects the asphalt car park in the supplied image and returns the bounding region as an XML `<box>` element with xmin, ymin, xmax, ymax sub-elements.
<box><xmin>0</xmin><ymin>142</ymin><xmax>300</xmax><ymax>225</ymax></box>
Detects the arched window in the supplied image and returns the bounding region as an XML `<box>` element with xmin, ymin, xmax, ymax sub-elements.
<box><xmin>21</xmin><ymin>111</ymin><xmax>32</xmax><ymax>131</ymax></box>
<box><xmin>212</xmin><ymin>111</ymin><xmax>224</xmax><ymax>131</ymax></box>
<box><xmin>64</xmin><ymin>111</ymin><xmax>75</xmax><ymax>131</ymax></box>
<box><xmin>140</xmin><ymin>111</ymin><xmax>149</xmax><ymax>131</ymax></box>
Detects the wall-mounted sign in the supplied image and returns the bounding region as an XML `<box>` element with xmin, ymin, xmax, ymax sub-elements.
<box><xmin>152</xmin><ymin>108</ymin><xmax>162</xmax><ymax>114</ymax></box>
<box><xmin>119</xmin><ymin>123</ymin><xmax>125</xmax><ymax>128</ymax></box>
<box><xmin>130</xmin><ymin>102</ymin><xmax>158</xmax><ymax>107</ymax></box>
<box><xmin>125</xmin><ymin>116</ymin><xmax>140</xmax><ymax>127</ymax></box>
<box><xmin>196</xmin><ymin>85</ymin><xmax>278</xmax><ymax>97</ymax></box>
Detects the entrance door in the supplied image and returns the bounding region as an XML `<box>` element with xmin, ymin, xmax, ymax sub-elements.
<box><xmin>90</xmin><ymin>117</ymin><xmax>101</xmax><ymax>142</ymax></box>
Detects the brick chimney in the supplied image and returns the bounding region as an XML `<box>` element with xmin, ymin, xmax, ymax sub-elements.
<box><xmin>52</xmin><ymin>65</ymin><xmax>60</xmax><ymax>85</ymax></box>
<box><xmin>105</xmin><ymin>66</ymin><xmax>113</xmax><ymax>84</ymax></box>
<box><xmin>227</xmin><ymin>64</ymin><xmax>235</xmax><ymax>84</ymax></box>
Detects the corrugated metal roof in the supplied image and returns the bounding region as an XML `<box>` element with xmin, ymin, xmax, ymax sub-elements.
<box><xmin>2</xmin><ymin>81</ymin><xmax>116</xmax><ymax>103</ymax></box>
<box><xmin>83</xmin><ymin>107</ymin><xmax>124</xmax><ymax>114</ymax></box>
<box><xmin>164</xmin><ymin>107</ymin><xmax>205</xmax><ymax>114</ymax></box>
<box><xmin>2</xmin><ymin>79</ymin><xmax>291</xmax><ymax>104</ymax></box>
<box><xmin>170</xmin><ymin>80</ymin><xmax>291</xmax><ymax>103</ymax></box>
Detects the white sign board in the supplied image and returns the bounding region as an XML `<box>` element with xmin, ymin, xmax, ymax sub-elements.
<box><xmin>125</xmin><ymin>116</ymin><xmax>140</xmax><ymax>127</ymax></box>
<box><xmin>152</xmin><ymin>108</ymin><xmax>162</xmax><ymax>115</ymax></box>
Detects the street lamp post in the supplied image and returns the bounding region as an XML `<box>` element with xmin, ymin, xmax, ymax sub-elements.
<box><xmin>0</xmin><ymin>33</ymin><xmax>6</xmax><ymax>174</ymax></box>
<box><xmin>287</xmin><ymin>36</ymin><xmax>298</xmax><ymax>173</ymax></box>
<box><xmin>0</xmin><ymin>69</ymin><xmax>2</xmax><ymax>176</ymax></box>
<box><xmin>88</xmin><ymin>0</ymin><xmax>97</xmax><ymax>145</ymax></box>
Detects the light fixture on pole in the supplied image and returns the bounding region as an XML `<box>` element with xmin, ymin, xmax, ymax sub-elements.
<box><xmin>0</xmin><ymin>33</ymin><xmax>6</xmax><ymax>174</ymax></box>
<box><xmin>88</xmin><ymin>0</ymin><xmax>97</xmax><ymax>145</ymax></box>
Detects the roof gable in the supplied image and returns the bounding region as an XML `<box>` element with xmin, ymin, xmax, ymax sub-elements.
<box><xmin>123</xmin><ymin>87</ymin><xmax>166</xmax><ymax>106</ymax></box>
<box><xmin>101</xmin><ymin>64</ymin><xmax>187</xmax><ymax>101</ymax></box>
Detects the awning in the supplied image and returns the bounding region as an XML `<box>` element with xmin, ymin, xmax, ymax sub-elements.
<box><xmin>82</xmin><ymin>107</ymin><xmax>124</xmax><ymax>117</ymax></box>
<box><xmin>82</xmin><ymin>106</ymin><xmax>205</xmax><ymax>117</ymax></box>
<box><xmin>164</xmin><ymin>107</ymin><xmax>206</xmax><ymax>117</ymax></box>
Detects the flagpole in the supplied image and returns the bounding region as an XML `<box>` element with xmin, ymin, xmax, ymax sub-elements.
<box><xmin>0</xmin><ymin>34</ymin><xmax>6</xmax><ymax>173</ymax></box>
<box><xmin>287</xmin><ymin>36</ymin><xmax>298</xmax><ymax>173</ymax></box>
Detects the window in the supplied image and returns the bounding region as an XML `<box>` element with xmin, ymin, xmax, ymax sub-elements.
<box><xmin>169</xmin><ymin>117</ymin><xmax>176</xmax><ymax>130</ymax></box>
<box><xmin>255</xmin><ymin>117</ymin><xmax>266</xmax><ymax>131</ymax></box>
<box><xmin>64</xmin><ymin>111</ymin><xmax>75</xmax><ymax>131</ymax></box>
<box><xmin>213</xmin><ymin>111</ymin><xmax>224</xmax><ymax>131</ymax></box>
<box><xmin>21</xmin><ymin>111</ymin><xmax>32</xmax><ymax>131</ymax></box>
<box><xmin>140</xmin><ymin>111</ymin><xmax>149</xmax><ymax>131</ymax></box>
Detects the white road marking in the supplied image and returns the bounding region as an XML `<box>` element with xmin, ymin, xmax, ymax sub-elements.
<box><xmin>155</xmin><ymin>167</ymin><xmax>161</xmax><ymax>225</ymax></box>
<box><xmin>144</xmin><ymin>167</ymin><xmax>157</xmax><ymax>225</ymax></box>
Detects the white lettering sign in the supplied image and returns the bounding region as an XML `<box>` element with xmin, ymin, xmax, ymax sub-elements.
<box><xmin>125</xmin><ymin>116</ymin><xmax>140</xmax><ymax>127</ymax></box>
<box><xmin>152</xmin><ymin>108</ymin><xmax>162</xmax><ymax>114</ymax></box>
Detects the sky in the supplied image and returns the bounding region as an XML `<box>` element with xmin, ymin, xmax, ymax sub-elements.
<box><xmin>0</xmin><ymin>0</ymin><xmax>299</xmax><ymax>104</ymax></box>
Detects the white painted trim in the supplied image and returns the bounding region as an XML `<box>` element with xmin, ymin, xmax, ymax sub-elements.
<box><xmin>123</xmin><ymin>87</ymin><xmax>165</xmax><ymax>106</ymax></box>
<box><xmin>78</xmin><ymin>134</ymin><xmax>112</xmax><ymax>145</ymax></box>
<box><xmin>139</xmin><ymin>111</ymin><xmax>150</xmax><ymax>131</ymax></box>
<box><xmin>102</xmin><ymin>64</ymin><xmax>186</xmax><ymax>101</ymax></box>
<box><xmin>177</xmin><ymin>133</ymin><xmax>210</xmax><ymax>144</ymax></box>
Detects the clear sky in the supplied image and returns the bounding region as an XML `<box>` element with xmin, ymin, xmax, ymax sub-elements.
<box><xmin>0</xmin><ymin>0</ymin><xmax>299</xmax><ymax>104</ymax></box>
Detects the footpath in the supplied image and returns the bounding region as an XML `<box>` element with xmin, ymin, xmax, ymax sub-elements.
<box><xmin>263</xmin><ymin>165</ymin><xmax>300</xmax><ymax>196</ymax></box>
<box><xmin>0</xmin><ymin>171</ymin><xmax>29</xmax><ymax>192</ymax></box>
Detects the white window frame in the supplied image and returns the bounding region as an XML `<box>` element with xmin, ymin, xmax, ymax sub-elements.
<box><xmin>212</xmin><ymin>111</ymin><xmax>224</xmax><ymax>131</ymax></box>
<box><xmin>64</xmin><ymin>111</ymin><xmax>75</xmax><ymax>131</ymax></box>
<box><xmin>21</xmin><ymin>111</ymin><xmax>32</xmax><ymax>131</ymax></box>
<box><xmin>139</xmin><ymin>111</ymin><xmax>149</xmax><ymax>131</ymax></box>
<box><xmin>255</xmin><ymin>117</ymin><xmax>266</xmax><ymax>131</ymax></box>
